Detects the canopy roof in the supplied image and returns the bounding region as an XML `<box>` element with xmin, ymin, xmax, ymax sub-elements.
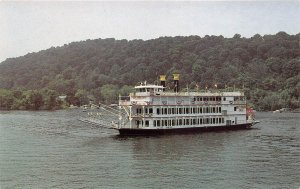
<box><xmin>134</xmin><ymin>84</ymin><xmax>164</xmax><ymax>89</ymax></box>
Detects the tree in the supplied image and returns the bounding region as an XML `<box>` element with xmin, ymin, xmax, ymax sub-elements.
<box><xmin>233</xmin><ymin>34</ymin><xmax>241</xmax><ymax>39</ymax></box>
<box><xmin>100</xmin><ymin>84</ymin><xmax>118</xmax><ymax>104</ymax></box>
<box><xmin>75</xmin><ymin>89</ymin><xmax>89</xmax><ymax>106</ymax></box>
<box><xmin>43</xmin><ymin>89</ymin><xmax>59</xmax><ymax>110</ymax></box>
<box><xmin>0</xmin><ymin>89</ymin><xmax>13</xmax><ymax>110</ymax></box>
<box><xmin>28</xmin><ymin>90</ymin><xmax>44</xmax><ymax>110</ymax></box>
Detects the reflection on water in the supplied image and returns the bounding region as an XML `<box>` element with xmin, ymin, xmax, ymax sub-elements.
<box><xmin>0</xmin><ymin>111</ymin><xmax>299</xmax><ymax>188</ymax></box>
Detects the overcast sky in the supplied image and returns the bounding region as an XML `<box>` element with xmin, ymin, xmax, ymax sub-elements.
<box><xmin>0</xmin><ymin>1</ymin><xmax>299</xmax><ymax>63</ymax></box>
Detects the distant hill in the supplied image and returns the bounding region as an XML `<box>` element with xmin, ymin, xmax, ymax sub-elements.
<box><xmin>0</xmin><ymin>32</ymin><xmax>299</xmax><ymax>110</ymax></box>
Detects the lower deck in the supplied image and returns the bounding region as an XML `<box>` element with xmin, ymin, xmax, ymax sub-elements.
<box><xmin>124</xmin><ymin>115</ymin><xmax>248</xmax><ymax>129</ymax></box>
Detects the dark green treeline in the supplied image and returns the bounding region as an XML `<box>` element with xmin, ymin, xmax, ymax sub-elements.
<box><xmin>0</xmin><ymin>32</ymin><xmax>299</xmax><ymax>110</ymax></box>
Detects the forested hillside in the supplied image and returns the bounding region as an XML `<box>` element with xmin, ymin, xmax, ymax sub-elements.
<box><xmin>0</xmin><ymin>32</ymin><xmax>299</xmax><ymax>110</ymax></box>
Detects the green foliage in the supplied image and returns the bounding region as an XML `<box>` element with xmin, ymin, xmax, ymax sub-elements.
<box><xmin>0</xmin><ymin>89</ymin><xmax>13</xmax><ymax>110</ymax></box>
<box><xmin>0</xmin><ymin>32</ymin><xmax>299</xmax><ymax>110</ymax></box>
<box><xmin>75</xmin><ymin>89</ymin><xmax>89</xmax><ymax>106</ymax></box>
<box><xmin>100</xmin><ymin>84</ymin><xmax>119</xmax><ymax>104</ymax></box>
<box><xmin>0</xmin><ymin>89</ymin><xmax>62</xmax><ymax>110</ymax></box>
<box><xmin>28</xmin><ymin>90</ymin><xmax>44</xmax><ymax>110</ymax></box>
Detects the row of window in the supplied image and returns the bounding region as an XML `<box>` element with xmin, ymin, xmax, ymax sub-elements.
<box><xmin>156</xmin><ymin>106</ymin><xmax>222</xmax><ymax>115</ymax></box>
<box><xmin>153</xmin><ymin>117</ymin><xmax>225</xmax><ymax>127</ymax></box>
<box><xmin>136</xmin><ymin>106</ymin><xmax>223</xmax><ymax>115</ymax></box>
<box><xmin>234</xmin><ymin>96</ymin><xmax>245</xmax><ymax>101</ymax></box>
<box><xmin>135</xmin><ymin>106</ymin><xmax>244</xmax><ymax>116</ymax></box>
<box><xmin>135</xmin><ymin>117</ymin><xmax>225</xmax><ymax>127</ymax></box>
<box><xmin>194</xmin><ymin>96</ymin><xmax>222</xmax><ymax>102</ymax></box>
<box><xmin>193</xmin><ymin>96</ymin><xmax>245</xmax><ymax>102</ymax></box>
<box><xmin>136</xmin><ymin>108</ymin><xmax>153</xmax><ymax>114</ymax></box>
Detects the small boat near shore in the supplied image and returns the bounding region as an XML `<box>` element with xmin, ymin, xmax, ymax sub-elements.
<box><xmin>273</xmin><ymin>108</ymin><xmax>295</xmax><ymax>113</ymax></box>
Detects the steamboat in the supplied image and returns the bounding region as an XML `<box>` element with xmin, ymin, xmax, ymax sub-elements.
<box><xmin>112</xmin><ymin>74</ymin><xmax>259</xmax><ymax>135</ymax></box>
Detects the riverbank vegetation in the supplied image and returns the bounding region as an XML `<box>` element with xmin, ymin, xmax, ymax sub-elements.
<box><xmin>0</xmin><ymin>32</ymin><xmax>299</xmax><ymax>110</ymax></box>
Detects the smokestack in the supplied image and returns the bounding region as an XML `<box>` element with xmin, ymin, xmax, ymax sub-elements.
<box><xmin>173</xmin><ymin>74</ymin><xmax>180</xmax><ymax>93</ymax></box>
<box><xmin>159</xmin><ymin>75</ymin><xmax>166</xmax><ymax>91</ymax></box>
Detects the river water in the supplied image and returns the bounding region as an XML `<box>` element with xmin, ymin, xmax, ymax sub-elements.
<box><xmin>0</xmin><ymin>110</ymin><xmax>299</xmax><ymax>189</ymax></box>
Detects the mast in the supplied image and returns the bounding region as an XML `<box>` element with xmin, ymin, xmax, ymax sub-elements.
<box><xmin>160</xmin><ymin>75</ymin><xmax>166</xmax><ymax>91</ymax></box>
<box><xmin>173</xmin><ymin>73</ymin><xmax>180</xmax><ymax>93</ymax></box>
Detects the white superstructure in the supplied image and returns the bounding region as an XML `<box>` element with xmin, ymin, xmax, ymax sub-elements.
<box><xmin>117</xmin><ymin>83</ymin><xmax>254</xmax><ymax>132</ymax></box>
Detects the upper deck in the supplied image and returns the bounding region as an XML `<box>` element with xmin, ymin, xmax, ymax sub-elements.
<box><xmin>133</xmin><ymin>84</ymin><xmax>243</xmax><ymax>96</ymax></box>
<box><xmin>119</xmin><ymin>84</ymin><xmax>245</xmax><ymax>106</ymax></box>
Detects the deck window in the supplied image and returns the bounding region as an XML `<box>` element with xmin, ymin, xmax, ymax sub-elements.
<box><xmin>136</xmin><ymin>108</ymin><xmax>142</xmax><ymax>114</ymax></box>
<box><xmin>186</xmin><ymin>119</ymin><xmax>189</xmax><ymax>125</ymax></box>
<box><xmin>164</xmin><ymin>108</ymin><xmax>167</xmax><ymax>115</ymax></box>
<box><xmin>193</xmin><ymin>119</ymin><xmax>196</xmax><ymax>125</ymax></box>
